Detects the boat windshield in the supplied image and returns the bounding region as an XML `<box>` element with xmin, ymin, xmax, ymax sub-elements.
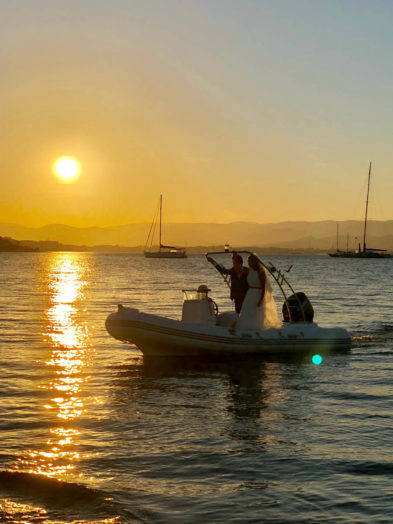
<box><xmin>182</xmin><ymin>290</ymin><xmax>208</xmax><ymax>301</ymax></box>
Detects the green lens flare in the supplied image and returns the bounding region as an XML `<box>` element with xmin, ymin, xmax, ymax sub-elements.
<box><xmin>312</xmin><ymin>354</ymin><xmax>323</xmax><ymax>365</ymax></box>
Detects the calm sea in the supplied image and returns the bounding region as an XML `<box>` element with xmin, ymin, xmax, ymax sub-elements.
<box><xmin>0</xmin><ymin>253</ymin><xmax>392</xmax><ymax>523</ymax></box>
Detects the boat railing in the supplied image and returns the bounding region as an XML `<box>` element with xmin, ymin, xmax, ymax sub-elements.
<box><xmin>205</xmin><ymin>250</ymin><xmax>307</xmax><ymax>323</ymax></box>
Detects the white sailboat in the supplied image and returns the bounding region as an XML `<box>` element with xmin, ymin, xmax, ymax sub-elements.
<box><xmin>144</xmin><ymin>195</ymin><xmax>187</xmax><ymax>258</ymax></box>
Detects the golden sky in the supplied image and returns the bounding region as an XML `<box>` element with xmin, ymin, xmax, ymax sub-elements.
<box><xmin>1</xmin><ymin>1</ymin><xmax>393</xmax><ymax>227</ymax></box>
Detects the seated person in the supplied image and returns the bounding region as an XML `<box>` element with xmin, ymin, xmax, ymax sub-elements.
<box><xmin>197</xmin><ymin>284</ymin><xmax>218</xmax><ymax>317</ymax></box>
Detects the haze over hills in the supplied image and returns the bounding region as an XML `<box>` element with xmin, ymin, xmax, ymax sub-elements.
<box><xmin>1</xmin><ymin>220</ymin><xmax>393</xmax><ymax>251</ymax></box>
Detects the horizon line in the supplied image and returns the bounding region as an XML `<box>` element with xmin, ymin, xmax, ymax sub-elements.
<box><xmin>2</xmin><ymin>218</ymin><xmax>393</xmax><ymax>229</ymax></box>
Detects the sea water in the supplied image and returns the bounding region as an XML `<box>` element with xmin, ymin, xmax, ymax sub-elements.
<box><xmin>0</xmin><ymin>252</ymin><xmax>392</xmax><ymax>523</ymax></box>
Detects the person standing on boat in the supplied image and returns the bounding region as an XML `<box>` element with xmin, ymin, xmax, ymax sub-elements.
<box><xmin>237</xmin><ymin>255</ymin><xmax>281</xmax><ymax>330</ymax></box>
<box><xmin>207</xmin><ymin>253</ymin><xmax>248</xmax><ymax>314</ymax></box>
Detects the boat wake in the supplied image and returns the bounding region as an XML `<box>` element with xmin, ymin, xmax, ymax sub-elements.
<box><xmin>351</xmin><ymin>323</ymin><xmax>393</xmax><ymax>350</ymax></box>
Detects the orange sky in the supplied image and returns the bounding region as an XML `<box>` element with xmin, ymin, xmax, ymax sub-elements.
<box><xmin>1</xmin><ymin>1</ymin><xmax>393</xmax><ymax>227</ymax></box>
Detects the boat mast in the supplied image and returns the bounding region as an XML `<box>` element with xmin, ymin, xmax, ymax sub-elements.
<box><xmin>159</xmin><ymin>194</ymin><xmax>162</xmax><ymax>250</ymax></box>
<box><xmin>363</xmin><ymin>162</ymin><xmax>372</xmax><ymax>253</ymax></box>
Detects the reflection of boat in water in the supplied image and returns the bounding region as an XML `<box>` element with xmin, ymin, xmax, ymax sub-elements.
<box><xmin>144</xmin><ymin>195</ymin><xmax>187</xmax><ymax>258</ymax></box>
<box><xmin>106</xmin><ymin>250</ymin><xmax>351</xmax><ymax>356</ymax></box>
<box><xmin>329</xmin><ymin>163</ymin><xmax>392</xmax><ymax>258</ymax></box>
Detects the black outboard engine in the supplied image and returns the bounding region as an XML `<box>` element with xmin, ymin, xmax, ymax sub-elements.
<box><xmin>282</xmin><ymin>292</ymin><xmax>314</xmax><ymax>323</ymax></box>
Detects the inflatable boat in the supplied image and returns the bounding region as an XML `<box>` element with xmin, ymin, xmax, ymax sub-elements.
<box><xmin>105</xmin><ymin>251</ymin><xmax>351</xmax><ymax>357</ymax></box>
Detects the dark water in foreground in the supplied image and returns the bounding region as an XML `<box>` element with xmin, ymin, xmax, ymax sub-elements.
<box><xmin>0</xmin><ymin>253</ymin><xmax>392</xmax><ymax>523</ymax></box>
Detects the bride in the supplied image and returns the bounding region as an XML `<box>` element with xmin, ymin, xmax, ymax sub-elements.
<box><xmin>237</xmin><ymin>254</ymin><xmax>281</xmax><ymax>330</ymax></box>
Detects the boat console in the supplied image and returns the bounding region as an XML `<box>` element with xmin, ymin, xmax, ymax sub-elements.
<box><xmin>181</xmin><ymin>289</ymin><xmax>217</xmax><ymax>325</ymax></box>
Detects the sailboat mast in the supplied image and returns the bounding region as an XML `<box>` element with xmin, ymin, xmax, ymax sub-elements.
<box><xmin>363</xmin><ymin>162</ymin><xmax>372</xmax><ymax>253</ymax></box>
<box><xmin>159</xmin><ymin>194</ymin><xmax>162</xmax><ymax>249</ymax></box>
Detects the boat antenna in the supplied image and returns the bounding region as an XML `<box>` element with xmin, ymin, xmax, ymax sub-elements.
<box><xmin>159</xmin><ymin>194</ymin><xmax>162</xmax><ymax>249</ymax></box>
<box><xmin>363</xmin><ymin>162</ymin><xmax>372</xmax><ymax>253</ymax></box>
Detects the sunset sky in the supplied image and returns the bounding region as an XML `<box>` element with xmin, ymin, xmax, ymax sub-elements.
<box><xmin>1</xmin><ymin>0</ymin><xmax>393</xmax><ymax>227</ymax></box>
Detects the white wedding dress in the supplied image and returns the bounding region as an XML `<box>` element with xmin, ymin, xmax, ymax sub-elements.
<box><xmin>237</xmin><ymin>268</ymin><xmax>282</xmax><ymax>330</ymax></box>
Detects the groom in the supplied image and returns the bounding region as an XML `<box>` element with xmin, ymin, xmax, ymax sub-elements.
<box><xmin>207</xmin><ymin>253</ymin><xmax>249</xmax><ymax>314</ymax></box>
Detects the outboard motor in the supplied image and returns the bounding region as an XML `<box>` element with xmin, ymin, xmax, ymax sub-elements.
<box><xmin>282</xmin><ymin>292</ymin><xmax>314</xmax><ymax>323</ymax></box>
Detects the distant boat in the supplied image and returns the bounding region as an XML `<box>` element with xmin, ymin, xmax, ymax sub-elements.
<box><xmin>329</xmin><ymin>163</ymin><xmax>392</xmax><ymax>258</ymax></box>
<box><xmin>144</xmin><ymin>195</ymin><xmax>187</xmax><ymax>258</ymax></box>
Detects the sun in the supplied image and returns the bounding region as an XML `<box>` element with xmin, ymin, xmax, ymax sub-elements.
<box><xmin>54</xmin><ymin>157</ymin><xmax>81</xmax><ymax>183</ymax></box>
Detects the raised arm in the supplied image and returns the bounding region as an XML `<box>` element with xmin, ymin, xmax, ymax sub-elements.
<box><xmin>206</xmin><ymin>256</ymin><xmax>231</xmax><ymax>275</ymax></box>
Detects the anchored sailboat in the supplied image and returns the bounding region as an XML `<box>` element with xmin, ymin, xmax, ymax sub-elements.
<box><xmin>329</xmin><ymin>162</ymin><xmax>392</xmax><ymax>258</ymax></box>
<box><xmin>144</xmin><ymin>195</ymin><xmax>187</xmax><ymax>258</ymax></box>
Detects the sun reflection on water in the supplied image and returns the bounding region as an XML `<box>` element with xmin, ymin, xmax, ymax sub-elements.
<box><xmin>15</xmin><ymin>253</ymin><xmax>93</xmax><ymax>479</ymax></box>
<box><xmin>0</xmin><ymin>498</ymin><xmax>120</xmax><ymax>523</ymax></box>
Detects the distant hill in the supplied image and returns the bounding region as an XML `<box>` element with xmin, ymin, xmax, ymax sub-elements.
<box><xmin>0</xmin><ymin>236</ymin><xmax>38</xmax><ymax>252</ymax></box>
<box><xmin>1</xmin><ymin>220</ymin><xmax>393</xmax><ymax>251</ymax></box>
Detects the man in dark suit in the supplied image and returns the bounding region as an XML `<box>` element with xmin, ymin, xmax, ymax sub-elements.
<box><xmin>207</xmin><ymin>253</ymin><xmax>249</xmax><ymax>314</ymax></box>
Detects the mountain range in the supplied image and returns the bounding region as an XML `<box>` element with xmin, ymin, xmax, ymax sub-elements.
<box><xmin>1</xmin><ymin>220</ymin><xmax>393</xmax><ymax>251</ymax></box>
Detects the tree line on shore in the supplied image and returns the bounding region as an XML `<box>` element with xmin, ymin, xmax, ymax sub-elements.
<box><xmin>0</xmin><ymin>236</ymin><xmax>328</xmax><ymax>254</ymax></box>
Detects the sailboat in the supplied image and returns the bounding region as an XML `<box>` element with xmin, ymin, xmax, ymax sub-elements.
<box><xmin>144</xmin><ymin>195</ymin><xmax>187</xmax><ymax>258</ymax></box>
<box><xmin>328</xmin><ymin>224</ymin><xmax>355</xmax><ymax>257</ymax></box>
<box><xmin>329</xmin><ymin>162</ymin><xmax>392</xmax><ymax>258</ymax></box>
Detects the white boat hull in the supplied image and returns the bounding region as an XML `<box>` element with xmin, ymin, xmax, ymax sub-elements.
<box><xmin>144</xmin><ymin>250</ymin><xmax>187</xmax><ymax>258</ymax></box>
<box><xmin>106</xmin><ymin>306</ymin><xmax>351</xmax><ymax>357</ymax></box>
